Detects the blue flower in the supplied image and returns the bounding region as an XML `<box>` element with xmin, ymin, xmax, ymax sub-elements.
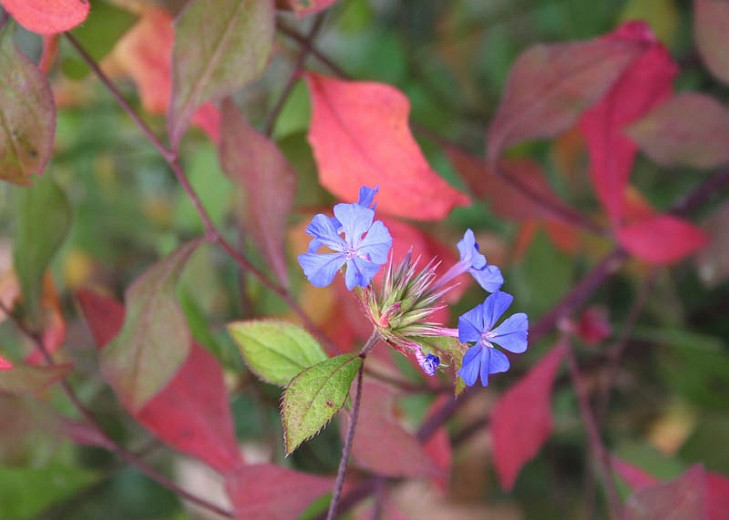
<box><xmin>457</xmin><ymin>291</ymin><xmax>528</xmax><ymax>386</ymax></box>
<box><xmin>434</xmin><ymin>229</ymin><xmax>504</xmax><ymax>292</ymax></box>
<box><xmin>415</xmin><ymin>348</ymin><xmax>441</xmax><ymax>377</ymax></box>
<box><xmin>457</xmin><ymin>229</ymin><xmax>503</xmax><ymax>292</ymax></box>
<box><xmin>298</xmin><ymin>202</ymin><xmax>392</xmax><ymax>290</ymax></box>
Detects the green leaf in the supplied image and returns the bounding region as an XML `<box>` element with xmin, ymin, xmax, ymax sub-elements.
<box><xmin>282</xmin><ymin>354</ymin><xmax>362</xmax><ymax>455</ymax></box>
<box><xmin>100</xmin><ymin>240</ymin><xmax>201</xmax><ymax>411</ymax></box>
<box><xmin>0</xmin><ymin>22</ymin><xmax>56</xmax><ymax>185</ymax></box>
<box><xmin>0</xmin><ymin>463</ymin><xmax>96</xmax><ymax>519</ymax></box>
<box><xmin>12</xmin><ymin>176</ymin><xmax>72</xmax><ymax>323</ymax></box>
<box><xmin>168</xmin><ymin>0</ymin><xmax>275</xmax><ymax>146</ymax></box>
<box><xmin>0</xmin><ymin>363</ymin><xmax>71</xmax><ymax>395</ymax></box>
<box><xmin>62</xmin><ymin>2</ymin><xmax>137</xmax><ymax>80</ymax></box>
<box><xmin>227</xmin><ymin>320</ymin><xmax>327</xmax><ymax>387</ymax></box>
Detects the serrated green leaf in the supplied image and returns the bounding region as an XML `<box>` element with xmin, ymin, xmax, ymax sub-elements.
<box><xmin>228</xmin><ymin>320</ymin><xmax>327</xmax><ymax>387</ymax></box>
<box><xmin>169</xmin><ymin>0</ymin><xmax>275</xmax><ymax>146</ymax></box>
<box><xmin>12</xmin><ymin>176</ymin><xmax>72</xmax><ymax>323</ymax></box>
<box><xmin>0</xmin><ymin>363</ymin><xmax>71</xmax><ymax>395</ymax></box>
<box><xmin>0</xmin><ymin>22</ymin><xmax>55</xmax><ymax>185</ymax></box>
<box><xmin>282</xmin><ymin>354</ymin><xmax>362</xmax><ymax>454</ymax></box>
<box><xmin>100</xmin><ymin>240</ymin><xmax>201</xmax><ymax>411</ymax></box>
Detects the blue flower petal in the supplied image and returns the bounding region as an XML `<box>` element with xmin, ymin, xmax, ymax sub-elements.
<box><xmin>306</xmin><ymin>214</ymin><xmax>345</xmax><ymax>252</ymax></box>
<box><xmin>344</xmin><ymin>256</ymin><xmax>382</xmax><ymax>290</ymax></box>
<box><xmin>358</xmin><ymin>220</ymin><xmax>392</xmax><ymax>264</ymax></box>
<box><xmin>490</xmin><ymin>313</ymin><xmax>529</xmax><ymax>353</ymax></box>
<box><xmin>470</xmin><ymin>264</ymin><xmax>504</xmax><ymax>293</ymax></box>
<box><xmin>357</xmin><ymin>185</ymin><xmax>379</xmax><ymax>209</ymax></box>
<box><xmin>457</xmin><ymin>229</ymin><xmax>485</xmax><ymax>265</ymax></box>
<box><xmin>333</xmin><ymin>203</ymin><xmax>374</xmax><ymax>247</ymax></box>
<box><xmin>457</xmin><ymin>345</ymin><xmax>482</xmax><ymax>386</ymax></box>
<box><xmin>481</xmin><ymin>348</ymin><xmax>511</xmax><ymax>376</ymax></box>
<box><xmin>298</xmin><ymin>252</ymin><xmax>347</xmax><ymax>288</ymax></box>
<box><xmin>458</xmin><ymin>304</ymin><xmax>485</xmax><ymax>344</ymax></box>
<box><xmin>482</xmin><ymin>291</ymin><xmax>514</xmax><ymax>331</ymax></box>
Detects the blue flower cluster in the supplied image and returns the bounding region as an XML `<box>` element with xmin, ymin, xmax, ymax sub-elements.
<box><xmin>297</xmin><ymin>186</ymin><xmax>528</xmax><ymax>387</ymax></box>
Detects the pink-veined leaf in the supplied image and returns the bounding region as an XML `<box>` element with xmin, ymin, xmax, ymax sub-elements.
<box><xmin>0</xmin><ymin>22</ymin><xmax>55</xmax><ymax>185</ymax></box>
<box><xmin>492</xmin><ymin>343</ymin><xmax>567</xmax><ymax>491</ymax></box>
<box><xmin>617</xmin><ymin>215</ymin><xmax>710</xmax><ymax>264</ymax></box>
<box><xmin>77</xmin><ymin>289</ymin><xmax>243</xmax><ymax>474</ymax></box>
<box><xmin>100</xmin><ymin>240</ymin><xmax>201</xmax><ymax>411</ymax></box>
<box><xmin>486</xmin><ymin>35</ymin><xmax>647</xmax><ymax>163</ymax></box>
<box><xmin>579</xmin><ymin>21</ymin><xmax>678</xmax><ymax>225</ymax></box>
<box><xmin>627</xmin><ymin>92</ymin><xmax>729</xmax><ymax>169</ymax></box>
<box><xmin>220</xmin><ymin>98</ymin><xmax>296</xmax><ymax>288</ymax></box>
<box><xmin>446</xmin><ymin>146</ymin><xmax>571</xmax><ymax>222</ymax></box>
<box><xmin>696</xmin><ymin>201</ymin><xmax>729</xmax><ymax>287</ymax></box>
<box><xmin>0</xmin><ymin>0</ymin><xmax>89</xmax><ymax>34</ymax></box>
<box><xmin>344</xmin><ymin>382</ymin><xmax>441</xmax><ymax>478</ymax></box>
<box><xmin>624</xmin><ymin>465</ymin><xmax>707</xmax><ymax>520</ymax></box>
<box><xmin>108</xmin><ymin>6</ymin><xmax>221</xmax><ymax>143</ymax></box>
<box><xmin>306</xmin><ymin>73</ymin><xmax>470</xmax><ymax>220</ymax></box>
<box><xmin>277</xmin><ymin>0</ymin><xmax>339</xmax><ymax>17</ymax></box>
<box><xmin>224</xmin><ymin>464</ymin><xmax>332</xmax><ymax>520</ymax></box>
<box><xmin>0</xmin><ymin>361</ymin><xmax>71</xmax><ymax>395</ymax></box>
<box><xmin>695</xmin><ymin>0</ymin><xmax>729</xmax><ymax>86</ymax></box>
<box><xmin>169</xmin><ymin>0</ymin><xmax>275</xmax><ymax>147</ymax></box>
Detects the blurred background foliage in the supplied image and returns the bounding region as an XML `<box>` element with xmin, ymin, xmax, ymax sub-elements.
<box><xmin>0</xmin><ymin>0</ymin><xmax>728</xmax><ymax>519</ymax></box>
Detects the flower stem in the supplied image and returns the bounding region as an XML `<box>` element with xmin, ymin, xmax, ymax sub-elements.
<box><xmin>327</xmin><ymin>331</ymin><xmax>374</xmax><ymax>520</ymax></box>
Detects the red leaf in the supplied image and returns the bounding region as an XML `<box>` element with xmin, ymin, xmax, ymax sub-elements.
<box><xmin>624</xmin><ymin>465</ymin><xmax>707</xmax><ymax>520</ymax></box>
<box><xmin>224</xmin><ymin>464</ymin><xmax>332</xmax><ymax>520</ymax></box>
<box><xmin>305</xmin><ymin>73</ymin><xmax>469</xmax><ymax>220</ymax></box>
<box><xmin>614</xmin><ymin>457</ymin><xmax>729</xmax><ymax>520</ymax></box>
<box><xmin>77</xmin><ymin>289</ymin><xmax>243</xmax><ymax>474</ymax></box>
<box><xmin>487</xmin><ymin>35</ymin><xmax>646</xmax><ymax>163</ymax></box>
<box><xmin>612</xmin><ymin>456</ymin><xmax>660</xmax><ymax>490</ymax></box>
<box><xmin>492</xmin><ymin>343</ymin><xmax>567</xmax><ymax>491</ymax></box>
<box><xmin>220</xmin><ymin>98</ymin><xmax>296</xmax><ymax>288</ymax></box>
<box><xmin>344</xmin><ymin>382</ymin><xmax>441</xmax><ymax>478</ymax></box>
<box><xmin>627</xmin><ymin>92</ymin><xmax>729</xmax><ymax>169</ymax></box>
<box><xmin>695</xmin><ymin>0</ymin><xmax>729</xmax><ymax>86</ymax></box>
<box><xmin>0</xmin><ymin>0</ymin><xmax>89</xmax><ymax>34</ymax></box>
<box><xmin>422</xmin><ymin>396</ymin><xmax>452</xmax><ymax>491</ymax></box>
<box><xmin>579</xmin><ymin>21</ymin><xmax>678</xmax><ymax>225</ymax></box>
<box><xmin>707</xmin><ymin>472</ymin><xmax>729</xmax><ymax>520</ymax></box>
<box><xmin>109</xmin><ymin>6</ymin><xmax>220</xmax><ymax>143</ymax></box>
<box><xmin>575</xmin><ymin>306</ymin><xmax>612</xmax><ymax>345</ymax></box>
<box><xmin>617</xmin><ymin>215</ymin><xmax>710</xmax><ymax>264</ymax></box>
<box><xmin>446</xmin><ymin>147</ymin><xmax>570</xmax><ymax>222</ymax></box>
<box><xmin>0</xmin><ymin>354</ymin><xmax>12</xmax><ymax>370</ymax></box>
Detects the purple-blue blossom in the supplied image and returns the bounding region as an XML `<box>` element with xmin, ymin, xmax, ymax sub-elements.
<box><xmin>298</xmin><ymin>199</ymin><xmax>392</xmax><ymax>290</ymax></box>
<box><xmin>435</xmin><ymin>229</ymin><xmax>504</xmax><ymax>292</ymax></box>
<box><xmin>457</xmin><ymin>291</ymin><xmax>528</xmax><ymax>386</ymax></box>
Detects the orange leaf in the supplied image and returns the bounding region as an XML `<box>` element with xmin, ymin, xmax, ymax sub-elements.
<box><xmin>109</xmin><ymin>6</ymin><xmax>220</xmax><ymax>142</ymax></box>
<box><xmin>306</xmin><ymin>73</ymin><xmax>469</xmax><ymax>220</ymax></box>
<box><xmin>0</xmin><ymin>0</ymin><xmax>89</xmax><ymax>34</ymax></box>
